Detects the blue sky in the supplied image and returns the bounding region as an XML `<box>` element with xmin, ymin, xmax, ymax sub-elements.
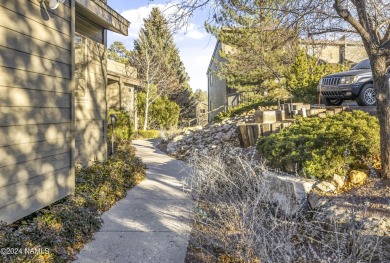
<box><xmin>107</xmin><ymin>0</ymin><xmax>217</xmax><ymax>92</ymax></box>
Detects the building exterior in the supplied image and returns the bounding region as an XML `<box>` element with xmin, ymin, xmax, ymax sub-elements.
<box><xmin>301</xmin><ymin>39</ymin><xmax>367</xmax><ymax>65</ymax></box>
<box><xmin>207</xmin><ymin>41</ymin><xmax>240</xmax><ymax>122</ymax></box>
<box><xmin>195</xmin><ymin>102</ymin><xmax>208</xmax><ymax>126</ymax></box>
<box><xmin>0</xmin><ymin>0</ymin><xmax>130</xmax><ymax>223</ymax></box>
<box><xmin>107</xmin><ymin>60</ymin><xmax>140</xmax><ymax>130</ymax></box>
<box><xmin>207</xmin><ymin>39</ymin><xmax>367</xmax><ymax>122</ymax></box>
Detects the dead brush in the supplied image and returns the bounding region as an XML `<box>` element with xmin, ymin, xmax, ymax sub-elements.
<box><xmin>185</xmin><ymin>148</ymin><xmax>390</xmax><ymax>262</ymax></box>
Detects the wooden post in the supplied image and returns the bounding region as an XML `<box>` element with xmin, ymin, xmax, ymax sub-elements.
<box><xmin>247</xmin><ymin>125</ymin><xmax>256</xmax><ymax>146</ymax></box>
<box><xmin>238</xmin><ymin>125</ymin><xmax>250</xmax><ymax>147</ymax></box>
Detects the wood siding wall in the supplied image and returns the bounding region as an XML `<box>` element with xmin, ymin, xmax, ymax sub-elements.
<box><xmin>75</xmin><ymin>10</ymin><xmax>104</xmax><ymax>44</ymax></box>
<box><xmin>74</xmin><ymin>30</ymin><xmax>107</xmax><ymax>165</ymax></box>
<box><xmin>0</xmin><ymin>0</ymin><xmax>73</xmax><ymax>223</ymax></box>
<box><xmin>208</xmin><ymin>42</ymin><xmax>227</xmax><ymax>122</ymax></box>
<box><xmin>107</xmin><ymin>81</ymin><xmax>136</xmax><ymax>113</ymax></box>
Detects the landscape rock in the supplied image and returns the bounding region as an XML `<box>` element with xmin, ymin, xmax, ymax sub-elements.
<box><xmin>315</xmin><ymin>181</ymin><xmax>337</xmax><ymax>193</ymax></box>
<box><xmin>166</xmin><ymin>121</ymin><xmax>240</xmax><ymax>160</ymax></box>
<box><xmin>263</xmin><ymin>171</ymin><xmax>316</xmax><ymax>216</ymax></box>
<box><xmin>307</xmin><ymin>193</ymin><xmax>330</xmax><ymax>209</ymax></box>
<box><xmin>332</xmin><ymin>174</ymin><xmax>346</xmax><ymax>189</ymax></box>
<box><xmin>166</xmin><ymin>141</ymin><xmax>177</xmax><ymax>154</ymax></box>
<box><xmin>222</xmin><ymin>134</ymin><xmax>231</xmax><ymax>141</ymax></box>
<box><xmin>172</xmin><ymin>135</ymin><xmax>185</xmax><ymax>142</ymax></box>
<box><xmin>349</xmin><ymin>170</ymin><xmax>367</xmax><ymax>185</ymax></box>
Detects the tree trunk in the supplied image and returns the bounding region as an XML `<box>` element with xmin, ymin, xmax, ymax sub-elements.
<box><xmin>370</xmin><ymin>55</ymin><xmax>390</xmax><ymax>178</ymax></box>
<box><xmin>143</xmin><ymin>90</ymin><xmax>149</xmax><ymax>131</ymax></box>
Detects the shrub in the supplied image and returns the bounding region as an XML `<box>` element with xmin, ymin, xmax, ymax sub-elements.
<box><xmin>135</xmin><ymin>130</ymin><xmax>160</xmax><ymax>139</ymax></box>
<box><xmin>137</xmin><ymin>93</ymin><xmax>180</xmax><ymax>129</ymax></box>
<box><xmin>257</xmin><ymin>111</ymin><xmax>380</xmax><ymax>179</ymax></box>
<box><xmin>0</xmin><ymin>140</ymin><xmax>146</xmax><ymax>263</ymax></box>
<box><xmin>285</xmin><ymin>48</ymin><xmax>348</xmax><ymax>103</ymax></box>
<box><xmin>159</xmin><ymin>127</ymin><xmax>183</xmax><ymax>142</ymax></box>
<box><xmin>107</xmin><ymin>109</ymin><xmax>134</xmax><ymax>140</ymax></box>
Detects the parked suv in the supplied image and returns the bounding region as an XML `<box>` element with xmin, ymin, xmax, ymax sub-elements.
<box><xmin>318</xmin><ymin>59</ymin><xmax>375</xmax><ymax>106</ymax></box>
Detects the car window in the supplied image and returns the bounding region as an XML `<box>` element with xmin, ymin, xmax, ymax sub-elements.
<box><xmin>352</xmin><ymin>59</ymin><xmax>371</xmax><ymax>70</ymax></box>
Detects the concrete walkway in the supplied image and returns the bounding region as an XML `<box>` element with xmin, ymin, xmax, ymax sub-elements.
<box><xmin>74</xmin><ymin>139</ymin><xmax>193</xmax><ymax>263</ymax></box>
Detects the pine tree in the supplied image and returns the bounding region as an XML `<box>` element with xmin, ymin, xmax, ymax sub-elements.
<box><xmin>206</xmin><ymin>1</ymin><xmax>299</xmax><ymax>101</ymax></box>
<box><xmin>286</xmin><ymin>49</ymin><xmax>347</xmax><ymax>103</ymax></box>
<box><xmin>131</xmin><ymin>7</ymin><xmax>193</xmax><ymax>129</ymax></box>
<box><xmin>107</xmin><ymin>41</ymin><xmax>131</xmax><ymax>64</ymax></box>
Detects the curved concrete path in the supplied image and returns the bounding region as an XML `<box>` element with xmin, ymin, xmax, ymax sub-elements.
<box><xmin>74</xmin><ymin>139</ymin><xmax>193</xmax><ymax>263</ymax></box>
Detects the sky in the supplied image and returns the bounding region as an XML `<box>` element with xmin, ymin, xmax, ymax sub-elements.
<box><xmin>107</xmin><ymin>0</ymin><xmax>217</xmax><ymax>92</ymax></box>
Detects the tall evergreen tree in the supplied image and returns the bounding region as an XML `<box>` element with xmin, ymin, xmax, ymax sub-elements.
<box><xmin>107</xmin><ymin>41</ymin><xmax>131</xmax><ymax>64</ymax></box>
<box><xmin>206</xmin><ymin>1</ymin><xmax>300</xmax><ymax>100</ymax></box>
<box><xmin>131</xmin><ymin>8</ymin><xmax>194</xmax><ymax>128</ymax></box>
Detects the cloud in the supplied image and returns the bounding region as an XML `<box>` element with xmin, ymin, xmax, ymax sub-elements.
<box><xmin>177</xmin><ymin>23</ymin><xmax>206</xmax><ymax>40</ymax></box>
<box><xmin>121</xmin><ymin>4</ymin><xmax>178</xmax><ymax>38</ymax></box>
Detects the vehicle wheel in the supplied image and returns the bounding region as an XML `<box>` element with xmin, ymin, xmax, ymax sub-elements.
<box><xmin>321</xmin><ymin>97</ymin><xmax>343</xmax><ymax>106</ymax></box>
<box><xmin>356</xmin><ymin>83</ymin><xmax>376</xmax><ymax>106</ymax></box>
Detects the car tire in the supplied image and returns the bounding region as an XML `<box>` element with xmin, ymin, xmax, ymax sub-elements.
<box><xmin>322</xmin><ymin>97</ymin><xmax>343</xmax><ymax>106</ymax></box>
<box><xmin>356</xmin><ymin>83</ymin><xmax>376</xmax><ymax>106</ymax></box>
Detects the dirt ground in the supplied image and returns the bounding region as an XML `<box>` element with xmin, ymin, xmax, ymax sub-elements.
<box><xmin>331</xmin><ymin>177</ymin><xmax>390</xmax><ymax>218</ymax></box>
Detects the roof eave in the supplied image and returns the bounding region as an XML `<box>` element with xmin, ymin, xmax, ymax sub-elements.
<box><xmin>75</xmin><ymin>0</ymin><xmax>130</xmax><ymax>36</ymax></box>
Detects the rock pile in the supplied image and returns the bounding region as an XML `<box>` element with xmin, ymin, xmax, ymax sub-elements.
<box><xmin>166</xmin><ymin>122</ymin><xmax>241</xmax><ymax>159</ymax></box>
<box><xmin>314</xmin><ymin>170</ymin><xmax>368</xmax><ymax>193</ymax></box>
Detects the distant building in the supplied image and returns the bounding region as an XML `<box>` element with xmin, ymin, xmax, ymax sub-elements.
<box><xmin>301</xmin><ymin>39</ymin><xmax>367</xmax><ymax>65</ymax></box>
<box><xmin>207</xmin><ymin>41</ymin><xmax>240</xmax><ymax>122</ymax></box>
<box><xmin>207</xmin><ymin>39</ymin><xmax>367</xmax><ymax>122</ymax></box>
<box><xmin>195</xmin><ymin>102</ymin><xmax>208</xmax><ymax>126</ymax></box>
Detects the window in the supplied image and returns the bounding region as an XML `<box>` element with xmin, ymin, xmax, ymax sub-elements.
<box><xmin>200</xmin><ymin>109</ymin><xmax>206</xmax><ymax>114</ymax></box>
<box><xmin>208</xmin><ymin>74</ymin><xmax>213</xmax><ymax>87</ymax></box>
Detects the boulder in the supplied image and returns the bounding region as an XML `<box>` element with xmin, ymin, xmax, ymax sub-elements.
<box><xmin>332</xmin><ymin>174</ymin><xmax>346</xmax><ymax>189</ymax></box>
<box><xmin>172</xmin><ymin>135</ymin><xmax>185</xmax><ymax>142</ymax></box>
<box><xmin>166</xmin><ymin>142</ymin><xmax>177</xmax><ymax>154</ymax></box>
<box><xmin>263</xmin><ymin>171</ymin><xmax>316</xmax><ymax>216</ymax></box>
<box><xmin>349</xmin><ymin>170</ymin><xmax>367</xmax><ymax>185</ymax></box>
<box><xmin>307</xmin><ymin>193</ymin><xmax>330</xmax><ymax>209</ymax></box>
<box><xmin>315</xmin><ymin>181</ymin><xmax>337</xmax><ymax>193</ymax></box>
<box><xmin>222</xmin><ymin>134</ymin><xmax>232</xmax><ymax>141</ymax></box>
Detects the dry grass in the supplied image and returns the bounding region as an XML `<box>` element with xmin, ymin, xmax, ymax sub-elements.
<box><xmin>159</xmin><ymin>127</ymin><xmax>183</xmax><ymax>142</ymax></box>
<box><xmin>184</xmin><ymin>149</ymin><xmax>390</xmax><ymax>263</ymax></box>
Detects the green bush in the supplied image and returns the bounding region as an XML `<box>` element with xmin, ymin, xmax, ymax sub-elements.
<box><xmin>135</xmin><ymin>130</ymin><xmax>160</xmax><ymax>139</ymax></box>
<box><xmin>0</xmin><ymin>140</ymin><xmax>146</xmax><ymax>263</ymax></box>
<box><xmin>257</xmin><ymin>111</ymin><xmax>380</xmax><ymax>179</ymax></box>
<box><xmin>137</xmin><ymin>93</ymin><xmax>180</xmax><ymax>129</ymax></box>
<box><xmin>107</xmin><ymin>109</ymin><xmax>134</xmax><ymax>140</ymax></box>
<box><xmin>285</xmin><ymin>49</ymin><xmax>348</xmax><ymax>103</ymax></box>
<box><xmin>214</xmin><ymin>100</ymin><xmax>277</xmax><ymax>122</ymax></box>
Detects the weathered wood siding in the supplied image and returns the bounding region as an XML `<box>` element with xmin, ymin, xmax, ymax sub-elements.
<box><xmin>74</xmin><ymin>30</ymin><xmax>107</xmax><ymax>165</ymax></box>
<box><xmin>75</xmin><ymin>10</ymin><xmax>104</xmax><ymax>44</ymax></box>
<box><xmin>0</xmin><ymin>0</ymin><xmax>73</xmax><ymax>223</ymax></box>
<box><xmin>208</xmin><ymin>42</ymin><xmax>227</xmax><ymax>122</ymax></box>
